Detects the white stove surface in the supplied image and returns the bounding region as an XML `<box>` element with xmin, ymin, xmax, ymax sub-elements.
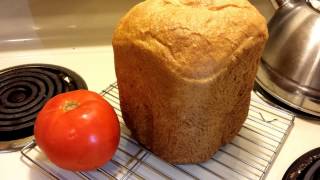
<box><xmin>0</xmin><ymin>46</ymin><xmax>116</xmax><ymax>93</ymax></box>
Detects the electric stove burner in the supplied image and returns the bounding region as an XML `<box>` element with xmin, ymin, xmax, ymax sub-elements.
<box><xmin>283</xmin><ymin>147</ymin><xmax>320</xmax><ymax>180</ymax></box>
<box><xmin>0</xmin><ymin>64</ymin><xmax>87</xmax><ymax>151</ymax></box>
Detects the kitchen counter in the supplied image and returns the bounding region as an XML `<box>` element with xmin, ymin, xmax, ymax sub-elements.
<box><xmin>0</xmin><ymin>46</ymin><xmax>319</xmax><ymax>180</ymax></box>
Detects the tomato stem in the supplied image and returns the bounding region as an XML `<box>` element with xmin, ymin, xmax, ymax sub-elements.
<box><xmin>63</xmin><ymin>101</ymin><xmax>80</xmax><ymax>112</ymax></box>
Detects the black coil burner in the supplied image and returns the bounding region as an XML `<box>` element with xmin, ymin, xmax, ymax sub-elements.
<box><xmin>0</xmin><ymin>64</ymin><xmax>87</xmax><ymax>151</ymax></box>
<box><xmin>283</xmin><ymin>147</ymin><xmax>320</xmax><ymax>180</ymax></box>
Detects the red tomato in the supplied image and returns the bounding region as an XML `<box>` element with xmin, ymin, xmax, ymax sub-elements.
<box><xmin>34</xmin><ymin>90</ymin><xmax>120</xmax><ymax>171</ymax></box>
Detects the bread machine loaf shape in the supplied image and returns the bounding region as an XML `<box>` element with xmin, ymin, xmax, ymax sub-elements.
<box><xmin>112</xmin><ymin>0</ymin><xmax>268</xmax><ymax>163</ymax></box>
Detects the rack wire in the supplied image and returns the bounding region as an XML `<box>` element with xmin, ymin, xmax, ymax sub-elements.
<box><xmin>21</xmin><ymin>82</ymin><xmax>295</xmax><ymax>180</ymax></box>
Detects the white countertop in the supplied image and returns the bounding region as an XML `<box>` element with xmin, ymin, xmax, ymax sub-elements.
<box><xmin>0</xmin><ymin>46</ymin><xmax>319</xmax><ymax>180</ymax></box>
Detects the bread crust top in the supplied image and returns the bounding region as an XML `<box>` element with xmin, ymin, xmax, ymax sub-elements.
<box><xmin>112</xmin><ymin>0</ymin><xmax>268</xmax><ymax>81</ymax></box>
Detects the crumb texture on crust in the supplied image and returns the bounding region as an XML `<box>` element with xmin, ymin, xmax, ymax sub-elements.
<box><xmin>113</xmin><ymin>0</ymin><xmax>268</xmax><ymax>163</ymax></box>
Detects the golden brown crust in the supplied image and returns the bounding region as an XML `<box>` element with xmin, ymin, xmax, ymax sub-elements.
<box><xmin>113</xmin><ymin>0</ymin><xmax>268</xmax><ymax>163</ymax></box>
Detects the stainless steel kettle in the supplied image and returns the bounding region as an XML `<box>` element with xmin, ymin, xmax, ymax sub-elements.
<box><xmin>256</xmin><ymin>0</ymin><xmax>320</xmax><ymax>117</ymax></box>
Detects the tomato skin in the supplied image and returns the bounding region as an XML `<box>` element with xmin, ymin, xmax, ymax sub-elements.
<box><xmin>34</xmin><ymin>90</ymin><xmax>120</xmax><ymax>171</ymax></box>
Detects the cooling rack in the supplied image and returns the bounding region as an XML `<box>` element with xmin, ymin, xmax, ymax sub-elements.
<box><xmin>21</xmin><ymin>82</ymin><xmax>295</xmax><ymax>180</ymax></box>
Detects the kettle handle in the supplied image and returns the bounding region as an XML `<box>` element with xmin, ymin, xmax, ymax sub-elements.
<box><xmin>274</xmin><ymin>0</ymin><xmax>289</xmax><ymax>7</ymax></box>
<box><xmin>276</xmin><ymin>0</ymin><xmax>287</xmax><ymax>6</ymax></box>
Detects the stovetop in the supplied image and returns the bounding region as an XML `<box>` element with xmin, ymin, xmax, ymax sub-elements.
<box><xmin>0</xmin><ymin>46</ymin><xmax>117</xmax><ymax>180</ymax></box>
<box><xmin>0</xmin><ymin>0</ymin><xmax>319</xmax><ymax>179</ymax></box>
<box><xmin>0</xmin><ymin>46</ymin><xmax>318</xmax><ymax>180</ymax></box>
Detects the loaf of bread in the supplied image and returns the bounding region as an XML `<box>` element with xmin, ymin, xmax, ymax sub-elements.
<box><xmin>112</xmin><ymin>0</ymin><xmax>268</xmax><ymax>163</ymax></box>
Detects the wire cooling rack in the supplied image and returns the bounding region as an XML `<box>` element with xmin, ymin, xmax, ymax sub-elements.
<box><xmin>21</xmin><ymin>82</ymin><xmax>295</xmax><ymax>180</ymax></box>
